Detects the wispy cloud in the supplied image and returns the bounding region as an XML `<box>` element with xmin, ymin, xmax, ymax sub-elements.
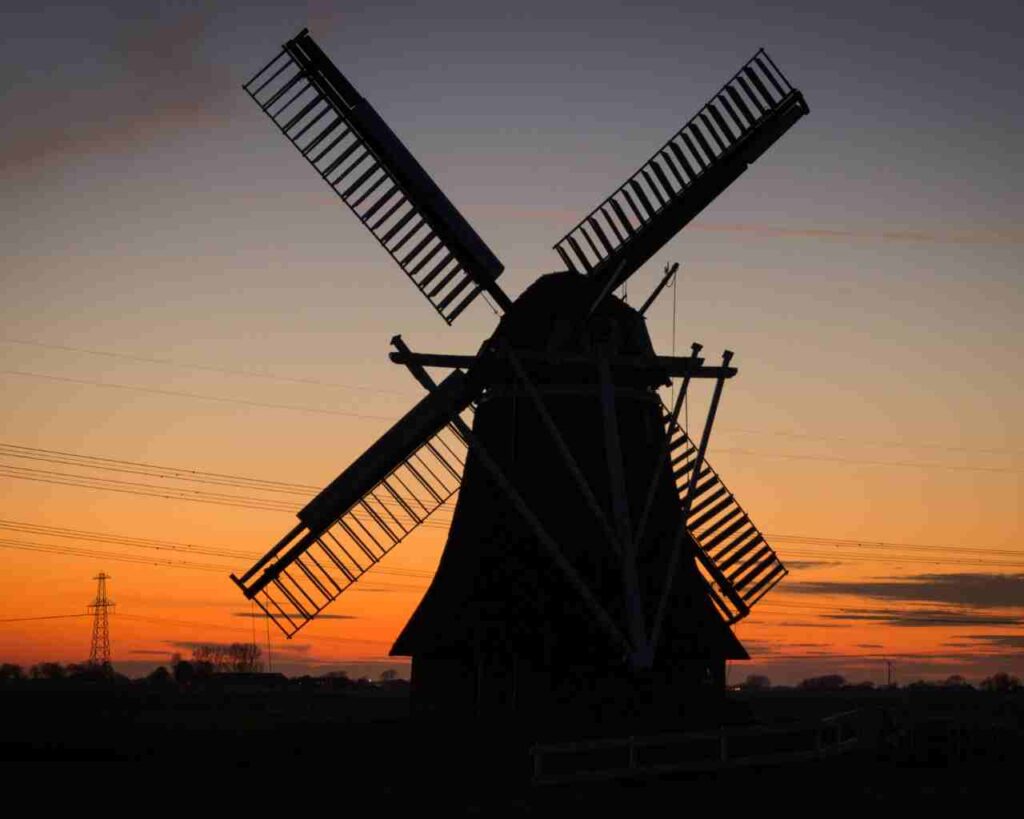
<box><xmin>823</xmin><ymin>608</ymin><xmax>1023</xmax><ymax>627</ymax></box>
<box><xmin>773</xmin><ymin>621</ymin><xmax>846</xmax><ymax>629</ymax></box>
<box><xmin>689</xmin><ymin>223</ymin><xmax>1024</xmax><ymax>246</ymax></box>
<box><xmin>949</xmin><ymin>634</ymin><xmax>1024</xmax><ymax>649</ymax></box>
<box><xmin>478</xmin><ymin>204</ymin><xmax>1024</xmax><ymax>246</ymax></box>
<box><xmin>785</xmin><ymin>560</ymin><xmax>844</xmax><ymax>570</ymax></box>
<box><xmin>1</xmin><ymin>8</ymin><xmax>232</xmax><ymax>175</ymax></box>
<box><xmin>788</xmin><ymin>573</ymin><xmax>1024</xmax><ymax>609</ymax></box>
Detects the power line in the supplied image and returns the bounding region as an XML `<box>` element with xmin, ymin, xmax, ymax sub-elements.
<box><xmin>0</xmin><ymin>520</ymin><xmax>441</xmax><ymax>583</ymax></box>
<box><xmin>5</xmin><ymin>370</ymin><xmax>1019</xmax><ymax>472</ymax></box>
<box><xmin>0</xmin><ymin>613</ymin><xmax>90</xmax><ymax>624</ymax></box>
<box><xmin>0</xmin><ymin>538</ymin><xmax>233</xmax><ymax>572</ymax></box>
<box><xmin>7</xmin><ymin>340</ymin><xmax>1019</xmax><ymax>460</ymax></box>
<box><xmin>117</xmin><ymin>613</ymin><xmax>391</xmax><ymax>647</ymax></box>
<box><xmin>713</xmin><ymin>446</ymin><xmax>1022</xmax><ymax>475</ymax></box>
<box><xmin>0</xmin><ymin>519</ymin><xmax>442</xmax><ymax>577</ymax></box>
<box><xmin>0</xmin><ymin>538</ymin><xmax>436</xmax><ymax>587</ymax></box>
<box><xmin>0</xmin><ymin>464</ymin><xmax>455</xmax><ymax>527</ymax></box>
<box><xmin>0</xmin><ymin>442</ymin><xmax>320</xmax><ymax>493</ymax></box>
<box><xmin>0</xmin><ymin>444</ymin><xmax>457</xmax><ymax>525</ymax></box>
<box><xmin>0</xmin><ymin>461</ymin><xmax>299</xmax><ymax>509</ymax></box>
<box><xmin>0</xmin><ymin>369</ymin><xmax>396</xmax><ymax>421</ymax></box>
<box><xmin>0</xmin><ymin>464</ymin><xmax>299</xmax><ymax>513</ymax></box>
<box><xmin>0</xmin><ymin>519</ymin><xmax>258</xmax><ymax>560</ymax></box>
<box><xmin>722</xmin><ymin>427</ymin><xmax>1022</xmax><ymax>458</ymax></box>
<box><xmin>0</xmin><ymin>337</ymin><xmax>414</xmax><ymax>397</ymax></box>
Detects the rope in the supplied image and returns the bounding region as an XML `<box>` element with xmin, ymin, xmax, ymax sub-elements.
<box><xmin>481</xmin><ymin>293</ymin><xmax>501</xmax><ymax>316</ymax></box>
<box><xmin>670</xmin><ymin>268</ymin><xmax>678</xmax><ymax>406</ymax></box>
<box><xmin>265</xmin><ymin>604</ymin><xmax>273</xmax><ymax>673</ymax></box>
<box><xmin>250</xmin><ymin>598</ymin><xmax>258</xmax><ymax>664</ymax></box>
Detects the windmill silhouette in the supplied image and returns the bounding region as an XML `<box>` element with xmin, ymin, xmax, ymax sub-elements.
<box><xmin>231</xmin><ymin>29</ymin><xmax>808</xmax><ymax>723</ymax></box>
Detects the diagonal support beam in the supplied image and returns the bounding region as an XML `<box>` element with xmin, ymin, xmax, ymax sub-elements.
<box><xmin>649</xmin><ymin>349</ymin><xmax>745</xmax><ymax>657</ymax></box>
<box><xmin>394</xmin><ymin>337</ymin><xmax>633</xmax><ymax>659</ymax></box>
<box><xmin>588</xmin><ymin>258</ymin><xmax>629</xmax><ymax>316</ymax></box>
<box><xmin>501</xmin><ymin>343</ymin><xmax>623</xmax><ymax>558</ymax></box>
<box><xmin>598</xmin><ymin>357</ymin><xmax>650</xmax><ymax>667</ymax></box>
<box><xmin>632</xmin><ymin>342</ymin><xmax>703</xmax><ymax>550</ymax></box>
<box><xmin>638</xmin><ymin>261</ymin><xmax>679</xmax><ymax>317</ymax></box>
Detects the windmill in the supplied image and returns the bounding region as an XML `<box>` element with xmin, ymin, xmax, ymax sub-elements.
<box><xmin>231</xmin><ymin>29</ymin><xmax>808</xmax><ymax>722</ymax></box>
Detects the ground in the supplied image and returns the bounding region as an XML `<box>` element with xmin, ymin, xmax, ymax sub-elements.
<box><xmin>1</xmin><ymin>681</ymin><xmax>1020</xmax><ymax>808</ymax></box>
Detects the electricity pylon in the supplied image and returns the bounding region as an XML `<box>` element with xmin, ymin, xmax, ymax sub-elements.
<box><xmin>88</xmin><ymin>572</ymin><xmax>115</xmax><ymax>669</ymax></box>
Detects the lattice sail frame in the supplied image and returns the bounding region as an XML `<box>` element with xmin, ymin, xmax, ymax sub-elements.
<box><xmin>660</xmin><ymin>403</ymin><xmax>786</xmax><ymax>623</ymax></box>
<box><xmin>235</xmin><ymin>415</ymin><xmax>471</xmax><ymax>638</ymax></box>
<box><xmin>244</xmin><ymin>30</ymin><xmax>509</xmax><ymax>324</ymax></box>
<box><xmin>554</xmin><ymin>49</ymin><xmax>808</xmax><ymax>289</ymax></box>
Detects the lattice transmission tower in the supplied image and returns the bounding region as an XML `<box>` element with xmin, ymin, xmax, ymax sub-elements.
<box><xmin>88</xmin><ymin>572</ymin><xmax>115</xmax><ymax>668</ymax></box>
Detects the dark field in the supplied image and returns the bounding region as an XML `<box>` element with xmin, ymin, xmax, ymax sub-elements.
<box><xmin>2</xmin><ymin>681</ymin><xmax>1020</xmax><ymax>809</ymax></box>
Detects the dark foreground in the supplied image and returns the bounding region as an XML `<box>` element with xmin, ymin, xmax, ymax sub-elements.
<box><xmin>1</xmin><ymin>681</ymin><xmax>1020</xmax><ymax>809</ymax></box>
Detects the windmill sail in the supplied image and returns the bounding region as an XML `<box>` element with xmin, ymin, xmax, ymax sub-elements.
<box><xmin>244</xmin><ymin>30</ymin><xmax>511</xmax><ymax>324</ymax></box>
<box><xmin>231</xmin><ymin>370</ymin><xmax>480</xmax><ymax>637</ymax></box>
<box><xmin>660</xmin><ymin>404</ymin><xmax>786</xmax><ymax>623</ymax></box>
<box><xmin>554</xmin><ymin>50</ymin><xmax>808</xmax><ymax>292</ymax></box>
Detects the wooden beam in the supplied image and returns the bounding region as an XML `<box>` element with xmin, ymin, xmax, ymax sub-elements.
<box><xmin>388</xmin><ymin>349</ymin><xmax>735</xmax><ymax>379</ymax></box>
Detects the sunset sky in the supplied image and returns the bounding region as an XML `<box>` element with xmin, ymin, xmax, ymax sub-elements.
<box><xmin>2</xmin><ymin>0</ymin><xmax>1021</xmax><ymax>685</ymax></box>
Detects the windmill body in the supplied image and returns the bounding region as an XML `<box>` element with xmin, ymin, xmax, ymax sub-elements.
<box><xmin>392</xmin><ymin>272</ymin><xmax>746</xmax><ymax>724</ymax></box>
<box><xmin>230</xmin><ymin>29</ymin><xmax>808</xmax><ymax>728</ymax></box>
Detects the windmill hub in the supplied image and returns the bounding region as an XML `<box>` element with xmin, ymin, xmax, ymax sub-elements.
<box><xmin>488</xmin><ymin>271</ymin><xmax>664</xmax><ymax>384</ymax></box>
<box><xmin>231</xmin><ymin>29</ymin><xmax>807</xmax><ymax>731</ymax></box>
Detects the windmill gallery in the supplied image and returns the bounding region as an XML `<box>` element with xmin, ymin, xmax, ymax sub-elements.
<box><xmin>230</xmin><ymin>29</ymin><xmax>809</xmax><ymax>730</ymax></box>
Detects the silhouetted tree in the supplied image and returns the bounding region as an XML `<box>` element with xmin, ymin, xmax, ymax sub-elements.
<box><xmin>147</xmin><ymin>666</ymin><xmax>173</xmax><ymax>686</ymax></box>
<box><xmin>0</xmin><ymin>663</ymin><xmax>23</xmax><ymax>682</ymax></box>
<box><xmin>193</xmin><ymin>659</ymin><xmax>215</xmax><ymax>678</ymax></box>
<box><xmin>942</xmin><ymin>674</ymin><xmax>973</xmax><ymax>689</ymax></box>
<box><xmin>980</xmin><ymin>672</ymin><xmax>1022</xmax><ymax>692</ymax></box>
<box><xmin>323</xmin><ymin>670</ymin><xmax>352</xmax><ymax>690</ymax></box>
<box><xmin>227</xmin><ymin>643</ymin><xmax>262</xmax><ymax>673</ymax></box>
<box><xmin>172</xmin><ymin>658</ymin><xmax>195</xmax><ymax>686</ymax></box>
<box><xmin>192</xmin><ymin>643</ymin><xmax>228</xmax><ymax>671</ymax></box>
<box><xmin>29</xmin><ymin>662</ymin><xmax>66</xmax><ymax>680</ymax></box>
<box><xmin>379</xmin><ymin>668</ymin><xmax>398</xmax><ymax>682</ymax></box>
<box><xmin>189</xmin><ymin>642</ymin><xmax>262</xmax><ymax>673</ymax></box>
<box><xmin>739</xmin><ymin>674</ymin><xmax>771</xmax><ymax>690</ymax></box>
<box><xmin>797</xmin><ymin>674</ymin><xmax>846</xmax><ymax>691</ymax></box>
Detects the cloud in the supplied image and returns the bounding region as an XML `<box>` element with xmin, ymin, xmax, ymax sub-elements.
<box><xmin>477</xmin><ymin>205</ymin><xmax>1024</xmax><ymax>246</ymax></box>
<box><xmin>773</xmin><ymin>621</ymin><xmax>846</xmax><ymax>629</ymax></box>
<box><xmin>785</xmin><ymin>560</ymin><xmax>843</xmax><ymax>570</ymax></box>
<box><xmin>951</xmin><ymin>634</ymin><xmax>1024</xmax><ymax>649</ymax></box>
<box><xmin>689</xmin><ymin>223</ymin><xmax>1024</xmax><ymax>246</ymax></box>
<box><xmin>823</xmin><ymin>608</ymin><xmax>1024</xmax><ymax>627</ymax></box>
<box><xmin>787</xmin><ymin>573</ymin><xmax>1024</xmax><ymax>609</ymax></box>
<box><xmin>1</xmin><ymin>7</ymin><xmax>233</xmax><ymax>175</ymax></box>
